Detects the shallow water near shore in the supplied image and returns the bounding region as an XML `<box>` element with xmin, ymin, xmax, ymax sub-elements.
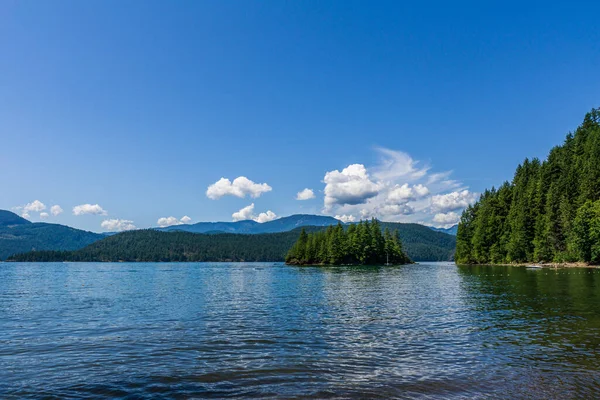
<box><xmin>1</xmin><ymin>262</ymin><xmax>600</xmax><ymax>398</ymax></box>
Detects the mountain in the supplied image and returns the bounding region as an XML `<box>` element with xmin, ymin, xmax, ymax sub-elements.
<box><xmin>429</xmin><ymin>225</ymin><xmax>458</xmax><ymax>236</ymax></box>
<box><xmin>10</xmin><ymin>221</ymin><xmax>456</xmax><ymax>262</ymax></box>
<box><xmin>0</xmin><ymin>210</ymin><xmax>31</xmax><ymax>227</ymax></box>
<box><xmin>158</xmin><ymin>214</ymin><xmax>340</xmax><ymax>234</ymax></box>
<box><xmin>0</xmin><ymin>210</ymin><xmax>104</xmax><ymax>260</ymax></box>
<box><xmin>381</xmin><ymin>222</ymin><xmax>456</xmax><ymax>261</ymax></box>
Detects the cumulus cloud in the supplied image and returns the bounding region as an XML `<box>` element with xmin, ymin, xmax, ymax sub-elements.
<box><xmin>39</xmin><ymin>212</ymin><xmax>49</xmax><ymax>219</ymax></box>
<box><xmin>101</xmin><ymin>219</ymin><xmax>137</xmax><ymax>232</ymax></box>
<box><xmin>413</xmin><ymin>184</ymin><xmax>430</xmax><ymax>197</ymax></box>
<box><xmin>232</xmin><ymin>204</ymin><xmax>255</xmax><ymax>221</ymax></box>
<box><xmin>24</xmin><ymin>200</ymin><xmax>46</xmax><ymax>213</ymax></box>
<box><xmin>430</xmin><ymin>190</ymin><xmax>478</xmax><ymax>213</ymax></box>
<box><xmin>320</xmin><ymin>147</ymin><xmax>477</xmax><ymax>226</ymax></box>
<box><xmin>324</xmin><ymin>164</ymin><xmax>380</xmax><ymax>208</ymax></box>
<box><xmin>232</xmin><ymin>203</ymin><xmax>278</xmax><ymax>223</ymax></box>
<box><xmin>12</xmin><ymin>200</ymin><xmax>50</xmax><ymax>218</ymax></box>
<box><xmin>50</xmin><ymin>205</ymin><xmax>64</xmax><ymax>216</ymax></box>
<box><xmin>296</xmin><ymin>188</ymin><xmax>315</xmax><ymax>200</ymax></box>
<box><xmin>157</xmin><ymin>216</ymin><xmax>192</xmax><ymax>228</ymax></box>
<box><xmin>378</xmin><ymin>204</ymin><xmax>415</xmax><ymax>216</ymax></box>
<box><xmin>157</xmin><ymin>217</ymin><xmax>181</xmax><ymax>228</ymax></box>
<box><xmin>206</xmin><ymin>176</ymin><xmax>272</xmax><ymax>200</ymax></box>
<box><xmin>387</xmin><ymin>183</ymin><xmax>414</xmax><ymax>203</ymax></box>
<box><xmin>432</xmin><ymin>212</ymin><xmax>461</xmax><ymax>228</ymax></box>
<box><xmin>73</xmin><ymin>204</ymin><xmax>107</xmax><ymax>216</ymax></box>
<box><xmin>254</xmin><ymin>210</ymin><xmax>278</xmax><ymax>223</ymax></box>
<box><xmin>335</xmin><ymin>214</ymin><xmax>356</xmax><ymax>223</ymax></box>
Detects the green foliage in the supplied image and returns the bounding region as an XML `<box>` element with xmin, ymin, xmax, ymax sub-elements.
<box><xmin>456</xmin><ymin>108</ymin><xmax>600</xmax><ymax>264</ymax></box>
<box><xmin>571</xmin><ymin>200</ymin><xmax>600</xmax><ymax>263</ymax></box>
<box><xmin>0</xmin><ymin>210</ymin><xmax>31</xmax><ymax>227</ymax></box>
<box><xmin>0</xmin><ymin>222</ymin><xmax>103</xmax><ymax>260</ymax></box>
<box><xmin>285</xmin><ymin>219</ymin><xmax>411</xmax><ymax>265</ymax></box>
<box><xmin>9</xmin><ymin>221</ymin><xmax>456</xmax><ymax>263</ymax></box>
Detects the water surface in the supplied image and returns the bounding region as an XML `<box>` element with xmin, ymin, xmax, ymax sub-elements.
<box><xmin>1</xmin><ymin>262</ymin><xmax>600</xmax><ymax>398</ymax></box>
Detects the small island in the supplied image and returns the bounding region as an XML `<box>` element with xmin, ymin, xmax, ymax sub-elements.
<box><xmin>285</xmin><ymin>219</ymin><xmax>411</xmax><ymax>266</ymax></box>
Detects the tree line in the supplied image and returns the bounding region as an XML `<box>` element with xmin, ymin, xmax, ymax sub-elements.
<box><xmin>9</xmin><ymin>221</ymin><xmax>454</xmax><ymax>263</ymax></box>
<box><xmin>456</xmin><ymin>108</ymin><xmax>600</xmax><ymax>264</ymax></box>
<box><xmin>286</xmin><ymin>219</ymin><xmax>411</xmax><ymax>265</ymax></box>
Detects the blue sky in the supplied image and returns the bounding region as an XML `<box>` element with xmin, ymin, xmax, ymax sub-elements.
<box><xmin>1</xmin><ymin>1</ymin><xmax>599</xmax><ymax>232</ymax></box>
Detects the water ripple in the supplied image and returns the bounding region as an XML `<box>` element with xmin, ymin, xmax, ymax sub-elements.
<box><xmin>1</xmin><ymin>262</ymin><xmax>600</xmax><ymax>398</ymax></box>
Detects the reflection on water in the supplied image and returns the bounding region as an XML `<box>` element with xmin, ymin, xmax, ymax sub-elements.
<box><xmin>0</xmin><ymin>262</ymin><xmax>599</xmax><ymax>398</ymax></box>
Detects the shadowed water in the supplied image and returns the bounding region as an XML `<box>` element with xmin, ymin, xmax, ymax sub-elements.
<box><xmin>1</xmin><ymin>262</ymin><xmax>600</xmax><ymax>398</ymax></box>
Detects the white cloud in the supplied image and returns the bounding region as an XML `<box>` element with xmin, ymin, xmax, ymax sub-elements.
<box><xmin>387</xmin><ymin>183</ymin><xmax>427</xmax><ymax>204</ymax></box>
<box><xmin>324</xmin><ymin>164</ymin><xmax>380</xmax><ymax>208</ymax></box>
<box><xmin>157</xmin><ymin>216</ymin><xmax>181</xmax><ymax>228</ymax></box>
<box><xmin>432</xmin><ymin>212</ymin><xmax>461</xmax><ymax>228</ymax></box>
<box><xmin>232</xmin><ymin>204</ymin><xmax>256</xmax><ymax>221</ymax></box>
<box><xmin>12</xmin><ymin>200</ymin><xmax>47</xmax><ymax>218</ymax></box>
<box><xmin>157</xmin><ymin>216</ymin><xmax>192</xmax><ymax>228</ymax></box>
<box><xmin>371</xmin><ymin>147</ymin><xmax>429</xmax><ymax>182</ymax></box>
<box><xmin>430</xmin><ymin>190</ymin><xmax>478</xmax><ymax>213</ymax></box>
<box><xmin>296</xmin><ymin>188</ymin><xmax>315</xmax><ymax>200</ymax></box>
<box><xmin>254</xmin><ymin>210</ymin><xmax>277</xmax><ymax>223</ymax></box>
<box><xmin>320</xmin><ymin>148</ymin><xmax>477</xmax><ymax>226</ymax></box>
<box><xmin>232</xmin><ymin>203</ymin><xmax>278</xmax><ymax>223</ymax></box>
<box><xmin>50</xmin><ymin>205</ymin><xmax>64</xmax><ymax>216</ymax></box>
<box><xmin>101</xmin><ymin>219</ymin><xmax>137</xmax><ymax>232</ymax></box>
<box><xmin>24</xmin><ymin>200</ymin><xmax>46</xmax><ymax>213</ymax></box>
<box><xmin>335</xmin><ymin>214</ymin><xmax>356</xmax><ymax>223</ymax></box>
<box><xmin>73</xmin><ymin>204</ymin><xmax>107</xmax><ymax>216</ymax></box>
<box><xmin>206</xmin><ymin>176</ymin><xmax>272</xmax><ymax>200</ymax></box>
<box><xmin>378</xmin><ymin>204</ymin><xmax>415</xmax><ymax>216</ymax></box>
<box><xmin>413</xmin><ymin>184</ymin><xmax>430</xmax><ymax>197</ymax></box>
<box><xmin>39</xmin><ymin>212</ymin><xmax>49</xmax><ymax>219</ymax></box>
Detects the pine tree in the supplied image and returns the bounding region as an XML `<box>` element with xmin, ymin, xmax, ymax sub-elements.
<box><xmin>456</xmin><ymin>108</ymin><xmax>600</xmax><ymax>264</ymax></box>
<box><xmin>286</xmin><ymin>220</ymin><xmax>411</xmax><ymax>265</ymax></box>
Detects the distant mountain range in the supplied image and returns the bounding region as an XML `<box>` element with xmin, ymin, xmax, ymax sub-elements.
<box><xmin>429</xmin><ymin>224</ymin><xmax>458</xmax><ymax>236</ymax></box>
<box><xmin>0</xmin><ymin>210</ymin><xmax>103</xmax><ymax>260</ymax></box>
<box><xmin>11</xmin><ymin>222</ymin><xmax>456</xmax><ymax>263</ymax></box>
<box><xmin>158</xmin><ymin>214</ymin><xmax>340</xmax><ymax>234</ymax></box>
<box><xmin>1</xmin><ymin>209</ymin><xmax>456</xmax><ymax>261</ymax></box>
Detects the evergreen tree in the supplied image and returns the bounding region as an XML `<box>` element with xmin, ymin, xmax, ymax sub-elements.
<box><xmin>456</xmin><ymin>108</ymin><xmax>600</xmax><ymax>264</ymax></box>
<box><xmin>285</xmin><ymin>220</ymin><xmax>411</xmax><ymax>266</ymax></box>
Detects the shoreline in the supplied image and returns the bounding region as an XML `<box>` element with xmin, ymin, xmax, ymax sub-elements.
<box><xmin>458</xmin><ymin>262</ymin><xmax>599</xmax><ymax>269</ymax></box>
<box><xmin>285</xmin><ymin>262</ymin><xmax>415</xmax><ymax>267</ymax></box>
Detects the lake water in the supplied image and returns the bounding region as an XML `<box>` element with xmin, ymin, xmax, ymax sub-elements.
<box><xmin>1</xmin><ymin>262</ymin><xmax>600</xmax><ymax>398</ymax></box>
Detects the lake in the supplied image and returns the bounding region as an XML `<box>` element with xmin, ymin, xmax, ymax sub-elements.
<box><xmin>1</xmin><ymin>262</ymin><xmax>600</xmax><ymax>398</ymax></box>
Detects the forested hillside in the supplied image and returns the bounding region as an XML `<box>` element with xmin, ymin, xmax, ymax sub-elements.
<box><xmin>0</xmin><ymin>210</ymin><xmax>31</xmax><ymax>227</ymax></box>
<box><xmin>456</xmin><ymin>109</ymin><xmax>600</xmax><ymax>264</ymax></box>
<box><xmin>10</xmin><ymin>221</ymin><xmax>456</xmax><ymax>262</ymax></box>
<box><xmin>0</xmin><ymin>211</ymin><xmax>104</xmax><ymax>260</ymax></box>
<box><xmin>8</xmin><ymin>227</ymin><xmax>334</xmax><ymax>262</ymax></box>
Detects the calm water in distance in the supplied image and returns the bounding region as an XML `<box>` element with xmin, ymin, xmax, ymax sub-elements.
<box><xmin>1</xmin><ymin>262</ymin><xmax>600</xmax><ymax>399</ymax></box>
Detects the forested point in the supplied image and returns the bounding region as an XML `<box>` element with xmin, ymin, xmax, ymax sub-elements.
<box><xmin>456</xmin><ymin>108</ymin><xmax>600</xmax><ymax>264</ymax></box>
<box><xmin>285</xmin><ymin>219</ymin><xmax>411</xmax><ymax>266</ymax></box>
